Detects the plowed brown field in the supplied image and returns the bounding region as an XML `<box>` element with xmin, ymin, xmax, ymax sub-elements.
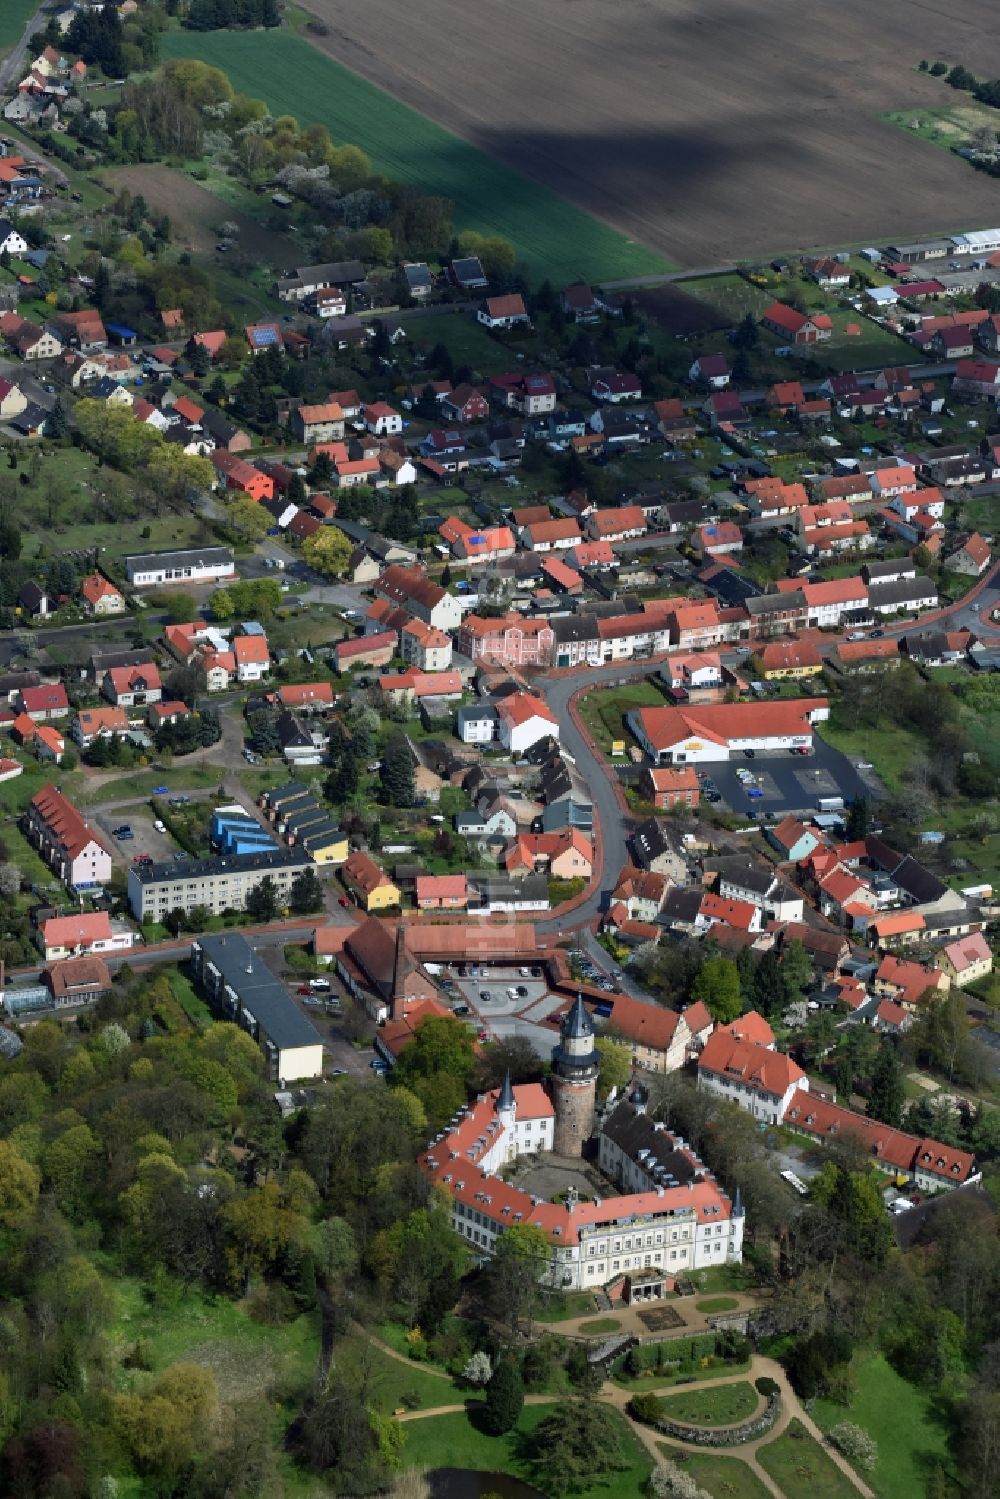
<box><xmin>301</xmin><ymin>0</ymin><xmax>1000</xmax><ymax>267</ymax></box>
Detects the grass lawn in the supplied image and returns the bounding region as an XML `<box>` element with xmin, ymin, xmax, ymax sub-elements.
<box><xmin>659</xmin><ymin>1380</ymin><xmax>759</xmax><ymax>1427</ymax></box>
<box><xmin>401</xmin><ymin>1404</ymin><xmax>653</xmax><ymax>1497</ymax></box>
<box><xmin>577</xmin><ymin>680</ymin><xmax>666</xmax><ymax>756</ymax></box>
<box><xmin>77</xmin><ymin>765</ymin><xmax>227</xmax><ymax>806</ymax></box>
<box><xmin>537</xmin><ymin>1290</ymin><xmax>597</xmax><ymax>1322</ymax></box>
<box><xmin>578</xmin><ymin>1317</ymin><xmax>623</xmax><ymax>1336</ymax></box>
<box><xmin>689</xmin><ymin>1264</ymin><xmax>757</xmax><ymax>1294</ymax></box>
<box><xmin>167</xmin><ymin>968</ymin><xmax>213</xmax><ymax>1030</ymax></box>
<box><xmin>159</xmin><ymin>31</ymin><xmax>670</xmax><ymax>284</ymax></box>
<box><xmin>110</xmin><ymin>1275</ymin><xmax>318</xmax><ymax>1402</ymax></box>
<box><xmin>757</xmin><ymin>1418</ymin><xmax>863</xmax><ymax>1499</ymax></box>
<box><xmin>406</xmin><ymin>312</ymin><xmax>524</xmax><ymax>376</ymax></box>
<box><xmin>656</xmin><ymin>1443</ymin><xmax>773</xmax><ymax>1499</ymax></box>
<box><xmin>816</xmin><ymin>717</ymin><xmax>921</xmax><ymax>796</ymax></box>
<box><xmin>811</xmin><ymin>1353</ymin><xmax>956</xmax><ymax>1499</ymax></box>
<box><xmin>695</xmin><ymin>1297</ymin><xmax>739</xmax><ymax>1314</ymax></box>
<box><xmin>0</xmin><ymin>0</ymin><xmax>37</xmax><ymax>50</ymax></box>
<box><xmin>681</xmin><ymin>273</ymin><xmax>772</xmax><ymax>325</ymax></box>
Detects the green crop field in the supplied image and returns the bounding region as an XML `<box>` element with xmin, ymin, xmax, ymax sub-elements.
<box><xmin>0</xmin><ymin>0</ymin><xmax>37</xmax><ymax>52</ymax></box>
<box><xmin>160</xmin><ymin>30</ymin><xmax>670</xmax><ymax>285</ymax></box>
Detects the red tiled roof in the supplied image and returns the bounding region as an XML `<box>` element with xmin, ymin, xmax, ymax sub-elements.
<box><xmin>698</xmin><ymin>1028</ymin><xmax>804</xmax><ymax>1097</ymax></box>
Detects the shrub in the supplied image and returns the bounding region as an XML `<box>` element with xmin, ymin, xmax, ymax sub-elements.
<box><xmin>462</xmin><ymin>1351</ymin><xmax>492</xmax><ymax>1387</ymax></box>
<box><xmin>829</xmin><ymin>1422</ymin><xmax>878</xmax><ymax>1472</ymax></box>
<box><xmin>755</xmin><ymin>1376</ymin><xmax>779</xmax><ymax>1398</ymax></box>
<box><xmin>629</xmin><ymin>1393</ymin><xmax>667</xmax><ymax>1425</ymax></box>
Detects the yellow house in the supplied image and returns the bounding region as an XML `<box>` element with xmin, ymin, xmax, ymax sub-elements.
<box><xmin>935</xmin><ymin>933</ymin><xmax>993</xmax><ymax>989</ymax></box>
<box><xmin>757</xmin><ymin>641</ymin><xmax>824</xmax><ymax>680</ymax></box>
<box><xmin>341</xmin><ymin>850</ymin><xmax>401</xmax><ymax>911</ymax></box>
<box><xmin>304</xmin><ymin>828</ymin><xmax>349</xmax><ymax>866</ymax></box>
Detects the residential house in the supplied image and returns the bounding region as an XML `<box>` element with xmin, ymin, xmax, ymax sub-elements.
<box><xmin>400</xmin><ymin>618</ymin><xmax>453</xmax><ymax>671</ymax></box>
<box><xmin>292</xmin><ymin>401</ymin><xmax>345</xmax><ymax>444</ymax></box>
<box><xmin>341</xmin><ymin>851</ymin><xmax>400</xmax><ymax>911</ymax></box>
<box><xmin>441</xmin><ymin>384</ymin><xmax>489</xmax><ymax>423</ymax></box>
<box><xmin>641</xmin><ymin>765</ymin><xmax>700</xmax><ymax>809</ymax></box>
<box><xmin>71</xmin><ymin>706</ymin><xmax>128</xmax><ymax>749</ymax></box>
<box><xmin>80</xmin><ymin>573</ymin><xmax>125</xmax><ymax>615</ymax></box>
<box><xmin>101</xmin><ymin>665</ymin><xmax>162</xmax><ymax>708</ymax></box>
<box><xmin>688</xmin><ymin>353</ymin><xmax>730</xmax><ymax>387</ymax></box>
<box><xmin>496</xmin><ymin>692</ymin><xmax>559</xmax><ymax>754</ymax></box>
<box><xmin>946</xmin><ymin>533</ymin><xmax>992</xmax><ymax>577</ymax></box>
<box><xmin>415</xmin><ymin>875</ymin><xmax>468</xmax><ymax>909</ymax></box>
<box><xmin>489</xmin><ymin>372</ymin><xmax>557</xmax><ymax>415</ymax></box>
<box><xmin>334</xmin><ymin>632</ymin><xmax>398</xmax><ymax>673</ymax></box>
<box><xmin>38</xmin><ymin>912</ymin><xmax>135</xmax><ymax>962</ymax></box>
<box><xmin>24</xmin><ymin>784</ymin><xmax>112</xmax><ymax>888</ymax></box>
<box><xmin>761</xmin><ymin>302</ymin><xmax>832</xmax><ymax>343</ymax></box>
<box><xmin>590</xmin><ymin>369</ymin><xmax>643</xmax><ymax>402</ymax></box>
<box><xmin>586</xmin><ymin>505</ymin><xmax>647</xmax><ymax>543</ymax></box>
<box><xmin>478</xmin><ymin>293</ymin><xmax>530</xmax><ymax>329</ymax></box>
<box><xmin>363</xmin><ymin>402</ymin><xmax>403</xmax><ymax>436</ymax></box>
<box><xmin>17</xmin><ymin>683</ymin><xmax>69</xmax><ymax>721</ymax></box>
<box><xmin>211</xmin><ymin>451</ymin><xmax>274</xmax><ymax>503</ymax></box>
<box><xmin>934</xmin><ymin>933</ymin><xmax>993</xmax><ymax>988</ymax></box>
<box><xmin>233</xmin><ymin>632</ymin><xmax>270</xmax><ymax>683</ymax></box>
<box><xmin>374</xmin><ymin>564</ymin><xmax>462</xmax><ymax>630</ymax></box>
<box><xmin>697</xmin><ymin>1013</ymin><xmax>807</xmax><ymax>1124</ymax></box>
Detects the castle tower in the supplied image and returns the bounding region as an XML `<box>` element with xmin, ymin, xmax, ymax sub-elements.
<box><xmin>497</xmin><ymin>1067</ymin><xmax>521</xmax><ymax>1145</ymax></box>
<box><xmin>551</xmin><ymin>994</ymin><xmax>599</xmax><ymax>1157</ymax></box>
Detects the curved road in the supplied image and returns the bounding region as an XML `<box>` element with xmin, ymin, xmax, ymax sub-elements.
<box><xmin>536</xmin><ymin>659</ymin><xmax>660</xmax><ymax>934</ymax></box>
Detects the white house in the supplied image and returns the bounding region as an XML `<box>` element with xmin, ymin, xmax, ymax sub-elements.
<box><xmin>496</xmin><ymin>691</ymin><xmax>560</xmax><ymax>755</ymax></box>
<box><xmin>363</xmin><ymin>402</ymin><xmax>403</xmax><ymax>436</ymax></box>
<box><xmin>477</xmin><ymin>294</ymin><xmax>530</xmax><ymax>330</ymax></box>
<box><xmin>0</xmin><ymin>221</ymin><xmax>28</xmax><ymax>257</ymax></box>
<box><xmin>697</xmin><ymin>1014</ymin><xmax>808</xmax><ymax>1126</ymax></box>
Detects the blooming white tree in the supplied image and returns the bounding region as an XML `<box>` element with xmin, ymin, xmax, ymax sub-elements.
<box><xmin>462</xmin><ymin>1350</ymin><xmax>493</xmax><ymax>1386</ymax></box>
<box><xmin>829</xmin><ymin>1422</ymin><xmax>878</xmax><ymax>1471</ymax></box>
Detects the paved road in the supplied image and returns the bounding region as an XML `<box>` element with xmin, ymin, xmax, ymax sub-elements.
<box><xmin>535</xmin><ymin>659</ymin><xmax>658</xmax><ymax>933</ymax></box>
<box><xmin>0</xmin><ymin>3</ymin><xmax>47</xmax><ymax>88</ymax></box>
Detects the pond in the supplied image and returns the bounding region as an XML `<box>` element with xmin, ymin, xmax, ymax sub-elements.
<box><xmin>426</xmin><ymin>1469</ymin><xmax>546</xmax><ymax>1499</ymax></box>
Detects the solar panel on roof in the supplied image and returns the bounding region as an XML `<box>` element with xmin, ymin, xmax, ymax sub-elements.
<box><xmin>252</xmin><ymin>326</ymin><xmax>279</xmax><ymax>346</ymax></box>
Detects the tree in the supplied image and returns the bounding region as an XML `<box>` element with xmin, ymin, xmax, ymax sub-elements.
<box><xmin>597</xmin><ymin>1037</ymin><xmax>632</xmax><ymax>1099</ymax></box>
<box><xmin>47</xmin><ymin>398</ymin><xmax>68</xmax><ymax>439</ymax></box>
<box><xmin>846</xmin><ymin>797</ymin><xmax>871</xmax><ymax>840</ymax></box>
<box><xmin>289</xmin><ymin>868</ymin><xmax>325</xmax><ymax>915</ymax></box>
<box><xmin>114</xmin><ymin>1362</ymin><xmax>218</xmax><ymax>1482</ymax></box>
<box><xmin>0</xmin><ymin>1138</ymin><xmax>40</xmax><ymax>1227</ymax></box>
<box><xmin>462</xmin><ymin>1350</ymin><xmax>492</xmax><ymax>1387</ymax></box>
<box><xmin>221</xmin><ymin>495</ymin><xmax>270</xmax><ymax>544</ymax></box>
<box><xmin>482</xmin><ymin>1356</ymin><xmax>524</xmax><ymax>1435</ymax></box>
<box><xmin>165</xmin><ymin>591</ymin><xmax>198</xmax><ymax>624</ymax></box>
<box><xmin>529</xmin><ymin>1401</ymin><xmax>627</xmax><ymax>1496</ymax></box>
<box><xmin>380</xmin><ymin>732</ymin><xmax>415</xmax><ymax>808</ymax></box>
<box><xmin>303</xmin><ymin>525</ymin><xmax>353</xmax><ymax>577</ymax></box>
<box><xmin>486</xmin><ymin>1222</ymin><xmax>552</xmax><ymax>1337</ymax></box>
<box><xmin>188</xmin><ymin>339</ymin><xmax>211</xmax><ymax>377</ymax></box>
<box><xmin>474</xmin><ymin>1035</ymin><xmax>546</xmax><ymax>1090</ymax></box>
<box><xmin>867</xmin><ymin>1037</ymin><xmax>904</xmax><ymax>1126</ymax></box>
<box><xmin>691</xmin><ymin>955</ymin><xmax>742</xmax><ymax>1024</ymax></box>
<box><xmin>829</xmin><ymin>1423</ymin><xmax>878</xmax><ymax>1472</ymax></box>
<box><xmin>245</xmin><ymin>876</ymin><xmax>279</xmax><ymax>922</ymax></box>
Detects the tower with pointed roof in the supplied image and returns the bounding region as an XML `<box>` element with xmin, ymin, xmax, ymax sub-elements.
<box><xmin>551</xmin><ymin>994</ymin><xmax>599</xmax><ymax>1157</ymax></box>
<box><xmin>496</xmin><ymin>1068</ymin><xmax>516</xmax><ymax>1137</ymax></box>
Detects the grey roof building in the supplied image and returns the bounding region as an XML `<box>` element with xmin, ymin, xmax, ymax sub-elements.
<box><xmin>128</xmin><ymin>847</ymin><xmax>310</xmax><ymax>921</ymax></box>
<box><xmin>192</xmin><ymin>933</ymin><xmax>322</xmax><ymax>1085</ymax></box>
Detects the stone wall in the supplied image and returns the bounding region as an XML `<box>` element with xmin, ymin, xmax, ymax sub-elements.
<box><xmin>552</xmin><ymin>1074</ymin><xmax>595</xmax><ymax>1158</ymax></box>
<box><xmin>655</xmin><ymin>1392</ymin><xmax>781</xmax><ymax>1447</ymax></box>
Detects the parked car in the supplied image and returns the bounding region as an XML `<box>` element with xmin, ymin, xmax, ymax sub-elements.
<box><xmin>338</xmin><ymin>895</ymin><xmax>351</xmax><ymax>907</ymax></box>
<box><xmin>152</xmin><ymin>785</ymin><xmax>169</xmax><ymax>795</ymax></box>
<box><xmin>479</xmin><ymin>990</ymin><xmax>492</xmax><ymax>1002</ymax></box>
<box><xmin>297</xmin><ymin>986</ymin><xmax>311</xmax><ymax>996</ymax></box>
<box><xmin>113</xmin><ymin>825</ymin><xmax>133</xmax><ymax>840</ymax></box>
<box><xmin>309</xmin><ymin>978</ymin><xmax>331</xmax><ymax>992</ymax></box>
<box><xmin>153</xmin><ymin>820</ymin><xmax>166</xmax><ymax>833</ymax></box>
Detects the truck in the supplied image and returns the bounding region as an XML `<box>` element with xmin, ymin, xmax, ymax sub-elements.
<box><xmin>817</xmin><ymin>795</ymin><xmax>845</xmax><ymax>813</ymax></box>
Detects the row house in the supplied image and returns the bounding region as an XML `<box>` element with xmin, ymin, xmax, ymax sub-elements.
<box><xmin>458</xmin><ymin>613</ymin><xmax>555</xmax><ymax>667</ymax></box>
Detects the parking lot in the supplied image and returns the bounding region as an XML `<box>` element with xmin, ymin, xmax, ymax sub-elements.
<box><xmin>443</xmin><ymin>965</ymin><xmax>569</xmax><ymax>1055</ymax></box>
<box><xmin>707</xmin><ymin>737</ymin><xmax>877</xmax><ymax>821</ymax></box>
<box><xmin>97</xmin><ymin>808</ymin><xmax>178</xmax><ymax>871</ymax></box>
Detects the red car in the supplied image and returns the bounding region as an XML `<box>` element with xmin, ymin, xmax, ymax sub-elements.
<box><xmin>338</xmin><ymin>896</ymin><xmax>351</xmax><ymax>907</ymax></box>
<box><xmin>297</xmin><ymin>985</ymin><xmax>311</xmax><ymax>995</ymax></box>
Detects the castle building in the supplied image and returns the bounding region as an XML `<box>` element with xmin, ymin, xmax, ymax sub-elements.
<box><xmin>418</xmin><ymin>1016</ymin><xmax>744</xmax><ymax>1289</ymax></box>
